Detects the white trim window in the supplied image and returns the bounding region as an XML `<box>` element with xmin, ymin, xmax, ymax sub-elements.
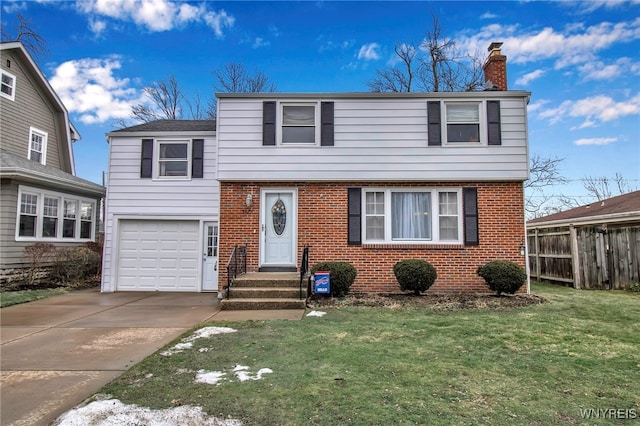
<box><xmin>156</xmin><ymin>140</ymin><xmax>190</xmax><ymax>178</ymax></box>
<box><xmin>16</xmin><ymin>186</ymin><xmax>96</xmax><ymax>241</ymax></box>
<box><xmin>444</xmin><ymin>102</ymin><xmax>483</xmax><ymax>144</ymax></box>
<box><xmin>1</xmin><ymin>70</ymin><xmax>16</xmax><ymax>101</ymax></box>
<box><xmin>362</xmin><ymin>188</ymin><xmax>462</xmax><ymax>244</ymax></box>
<box><xmin>28</xmin><ymin>127</ymin><xmax>48</xmax><ymax>164</ymax></box>
<box><xmin>279</xmin><ymin>102</ymin><xmax>319</xmax><ymax>145</ymax></box>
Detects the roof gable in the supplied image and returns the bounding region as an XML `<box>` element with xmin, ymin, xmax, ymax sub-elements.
<box><xmin>0</xmin><ymin>41</ymin><xmax>77</xmax><ymax>174</ymax></box>
<box><xmin>110</xmin><ymin>119</ymin><xmax>216</xmax><ymax>134</ymax></box>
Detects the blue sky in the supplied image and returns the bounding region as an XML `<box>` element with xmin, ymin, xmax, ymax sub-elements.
<box><xmin>2</xmin><ymin>0</ymin><xmax>639</xmax><ymax>213</ymax></box>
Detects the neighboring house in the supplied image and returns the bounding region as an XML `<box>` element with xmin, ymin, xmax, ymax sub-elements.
<box><xmin>101</xmin><ymin>120</ymin><xmax>218</xmax><ymax>292</ymax></box>
<box><xmin>216</xmin><ymin>43</ymin><xmax>531</xmax><ymax>294</ymax></box>
<box><xmin>527</xmin><ymin>190</ymin><xmax>640</xmax><ymax>290</ymax></box>
<box><xmin>0</xmin><ymin>41</ymin><xmax>105</xmax><ymax>283</ymax></box>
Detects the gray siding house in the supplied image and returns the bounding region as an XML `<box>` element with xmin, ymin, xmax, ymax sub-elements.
<box><xmin>0</xmin><ymin>41</ymin><xmax>105</xmax><ymax>283</ymax></box>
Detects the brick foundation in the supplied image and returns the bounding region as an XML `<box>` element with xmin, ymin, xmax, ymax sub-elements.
<box><xmin>220</xmin><ymin>181</ymin><xmax>525</xmax><ymax>293</ymax></box>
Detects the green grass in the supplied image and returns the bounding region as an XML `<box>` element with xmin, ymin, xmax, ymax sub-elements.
<box><xmin>102</xmin><ymin>283</ymin><xmax>640</xmax><ymax>425</ymax></box>
<box><xmin>0</xmin><ymin>287</ymin><xmax>68</xmax><ymax>307</ymax></box>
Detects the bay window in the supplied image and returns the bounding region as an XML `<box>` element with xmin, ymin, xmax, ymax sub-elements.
<box><xmin>362</xmin><ymin>188</ymin><xmax>461</xmax><ymax>244</ymax></box>
<box><xmin>16</xmin><ymin>186</ymin><xmax>96</xmax><ymax>241</ymax></box>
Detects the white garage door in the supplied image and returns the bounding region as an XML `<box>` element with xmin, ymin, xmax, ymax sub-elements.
<box><xmin>117</xmin><ymin>220</ymin><xmax>199</xmax><ymax>291</ymax></box>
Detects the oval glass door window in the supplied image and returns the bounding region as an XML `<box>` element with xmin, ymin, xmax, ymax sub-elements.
<box><xmin>271</xmin><ymin>198</ymin><xmax>287</xmax><ymax>236</ymax></box>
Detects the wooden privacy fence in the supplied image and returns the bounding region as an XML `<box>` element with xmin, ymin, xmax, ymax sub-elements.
<box><xmin>527</xmin><ymin>223</ymin><xmax>640</xmax><ymax>290</ymax></box>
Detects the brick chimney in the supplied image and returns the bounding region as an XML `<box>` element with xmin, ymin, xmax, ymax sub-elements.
<box><xmin>483</xmin><ymin>42</ymin><xmax>507</xmax><ymax>91</ymax></box>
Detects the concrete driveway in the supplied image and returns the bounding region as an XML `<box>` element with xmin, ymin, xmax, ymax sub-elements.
<box><xmin>0</xmin><ymin>289</ymin><xmax>303</xmax><ymax>426</ymax></box>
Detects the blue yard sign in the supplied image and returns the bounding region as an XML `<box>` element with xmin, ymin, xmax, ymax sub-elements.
<box><xmin>314</xmin><ymin>271</ymin><xmax>330</xmax><ymax>294</ymax></box>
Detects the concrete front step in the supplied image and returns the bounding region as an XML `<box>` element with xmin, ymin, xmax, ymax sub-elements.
<box><xmin>220</xmin><ymin>298</ymin><xmax>306</xmax><ymax>311</ymax></box>
<box><xmin>230</xmin><ymin>287</ymin><xmax>307</xmax><ymax>299</ymax></box>
<box><xmin>233</xmin><ymin>272</ymin><xmax>301</xmax><ymax>288</ymax></box>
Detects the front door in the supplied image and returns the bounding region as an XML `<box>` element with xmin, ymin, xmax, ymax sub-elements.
<box><xmin>202</xmin><ymin>222</ymin><xmax>218</xmax><ymax>291</ymax></box>
<box><xmin>261</xmin><ymin>189</ymin><xmax>296</xmax><ymax>268</ymax></box>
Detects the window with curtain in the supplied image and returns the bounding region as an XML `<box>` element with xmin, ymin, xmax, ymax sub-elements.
<box><xmin>363</xmin><ymin>189</ymin><xmax>461</xmax><ymax>244</ymax></box>
<box><xmin>282</xmin><ymin>104</ymin><xmax>316</xmax><ymax>144</ymax></box>
<box><xmin>446</xmin><ymin>103</ymin><xmax>480</xmax><ymax>143</ymax></box>
<box><xmin>392</xmin><ymin>192</ymin><xmax>431</xmax><ymax>240</ymax></box>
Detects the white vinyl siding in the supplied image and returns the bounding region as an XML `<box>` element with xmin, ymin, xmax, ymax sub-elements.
<box><xmin>217</xmin><ymin>94</ymin><xmax>529</xmax><ymax>181</ymax></box>
<box><xmin>101</xmin><ymin>133</ymin><xmax>218</xmax><ymax>292</ymax></box>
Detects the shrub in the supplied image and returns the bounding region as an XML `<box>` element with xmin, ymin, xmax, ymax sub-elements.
<box><xmin>629</xmin><ymin>282</ymin><xmax>640</xmax><ymax>293</ymax></box>
<box><xmin>52</xmin><ymin>247</ymin><xmax>101</xmax><ymax>284</ymax></box>
<box><xmin>393</xmin><ymin>259</ymin><xmax>437</xmax><ymax>295</ymax></box>
<box><xmin>310</xmin><ymin>261</ymin><xmax>357</xmax><ymax>297</ymax></box>
<box><xmin>477</xmin><ymin>260</ymin><xmax>527</xmax><ymax>296</ymax></box>
<box><xmin>22</xmin><ymin>242</ymin><xmax>56</xmax><ymax>286</ymax></box>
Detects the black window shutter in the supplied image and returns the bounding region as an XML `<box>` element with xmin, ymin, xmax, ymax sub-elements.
<box><xmin>140</xmin><ymin>139</ymin><xmax>153</xmax><ymax>178</ymax></box>
<box><xmin>192</xmin><ymin>139</ymin><xmax>204</xmax><ymax>178</ymax></box>
<box><xmin>321</xmin><ymin>101</ymin><xmax>334</xmax><ymax>146</ymax></box>
<box><xmin>487</xmin><ymin>100</ymin><xmax>502</xmax><ymax>145</ymax></box>
<box><xmin>427</xmin><ymin>101</ymin><xmax>441</xmax><ymax>146</ymax></box>
<box><xmin>463</xmin><ymin>187</ymin><xmax>479</xmax><ymax>246</ymax></box>
<box><xmin>347</xmin><ymin>188</ymin><xmax>362</xmax><ymax>245</ymax></box>
<box><xmin>263</xmin><ymin>101</ymin><xmax>276</xmax><ymax>146</ymax></box>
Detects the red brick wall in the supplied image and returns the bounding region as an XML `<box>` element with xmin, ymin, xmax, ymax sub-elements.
<box><xmin>219</xmin><ymin>181</ymin><xmax>525</xmax><ymax>293</ymax></box>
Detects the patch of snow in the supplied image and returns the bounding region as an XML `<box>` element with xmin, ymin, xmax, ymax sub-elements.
<box><xmin>233</xmin><ymin>365</ymin><xmax>249</xmax><ymax>372</ymax></box>
<box><xmin>306</xmin><ymin>310</ymin><xmax>326</xmax><ymax>317</ymax></box>
<box><xmin>194</xmin><ymin>370</ymin><xmax>226</xmax><ymax>385</ymax></box>
<box><xmin>199</xmin><ymin>347</ymin><xmax>210</xmax><ymax>352</ymax></box>
<box><xmin>54</xmin><ymin>398</ymin><xmax>242</xmax><ymax>426</ymax></box>
<box><xmin>235</xmin><ymin>368</ymin><xmax>273</xmax><ymax>382</ymax></box>
<box><xmin>161</xmin><ymin>327</ymin><xmax>237</xmax><ymax>356</ymax></box>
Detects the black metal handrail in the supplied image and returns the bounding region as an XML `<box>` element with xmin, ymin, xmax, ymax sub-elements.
<box><xmin>225</xmin><ymin>244</ymin><xmax>247</xmax><ymax>299</ymax></box>
<box><xmin>299</xmin><ymin>245</ymin><xmax>309</xmax><ymax>300</ymax></box>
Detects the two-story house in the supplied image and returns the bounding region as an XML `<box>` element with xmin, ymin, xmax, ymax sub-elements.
<box><xmin>216</xmin><ymin>44</ymin><xmax>530</xmax><ymax>294</ymax></box>
<box><xmin>0</xmin><ymin>42</ymin><xmax>105</xmax><ymax>283</ymax></box>
<box><xmin>100</xmin><ymin>43</ymin><xmax>530</xmax><ymax>295</ymax></box>
<box><xmin>100</xmin><ymin>120</ymin><xmax>218</xmax><ymax>292</ymax></box>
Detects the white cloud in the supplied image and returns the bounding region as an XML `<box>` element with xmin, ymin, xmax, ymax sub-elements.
<box><xmin>252</xmin><ymin>37</ymin><xmax>270</xmax><ymax>49</ymax></box>
<box><xmin>357</xmin><ymin>43</ymin><xmax>381</xmax><ymax>61</ymax></box>
<box><xmin>579</xmin><ymin>57</ymin><xmax>640</xmax><ymax>81</ymax></box>
<box><xmin>480</xmin><ymin>12</ymin><xmax>498</xmax><ymax>19</ymax></box>
<box><xmin>515</xmin><ymin>69</ymin><xmax>545</xmax><ymax>86</ymax></box>
<box><xmin>537</xmin><ymin>93</ymin><xmax>640</xmax><ymax>127</ymax></box>
<box><xmin>458</xmin><ymin>17</ymin><xmax>640</xmax><ymax>70</ymax></box>
<box><xmin>49</xmin><ymin>56</ymin><xmax>143</xmax><ymax>124</ymax></box>
<box><xmin>527</xmin><ymin>99</ymin><xmax>549</xmax><ymax>113</ymax></box>
<box><xmin>88</xmin><ymin>18</ymin><xmax>107</xmax><ymax>36</ymax></box>
<box><xmin>2</xmin><ymin>1</ymin><xmax>27</xmax><ymax>13</ymax></box>
<box><xmin>75</xmin><ymin>0</ymin><xmax>234</xmax><ymax>36</ymax></box>
<box><xmin>574</xmin><ymin>137</ymin><xmax>618</xmax><ymax>146</ymax></box>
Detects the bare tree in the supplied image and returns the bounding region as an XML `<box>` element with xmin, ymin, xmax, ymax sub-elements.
<box><xmin>524</xmin><ymin>155</ymin><xmax>568</xmax><ymax>218</ymax></box>
<box><xmin>213</xmin><ymin>62</ymin><xmax>277</xmax><ymax>93</ymax></box>
<box><xmin>582</xmin><ymin>173</ymin><xmax>637</xmax><ymax>201</ymax></box>
<box><xmin>131</xmin><ymin>75</ymin><xmax>183</xmax><ymax>122</ymax></box>
<box><xmin>1</xmin><ymin>14</ymin><xmax>49</xmax><ymax>58</ymax></box>
<box><xmin>367</xmin><ymin>13</ymin><xmax>485</xmax><ymax>93</ymax></box>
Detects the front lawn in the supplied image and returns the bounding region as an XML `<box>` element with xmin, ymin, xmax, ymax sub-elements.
<box><xmin>0</xmin><ymin>287</ymin><xmax>69</xmax><ymax>307</ymax></box>
<box><xmin>100</xmin><ymin>282</ymin><xmax>639</xmax><ymax>425</ymax></box>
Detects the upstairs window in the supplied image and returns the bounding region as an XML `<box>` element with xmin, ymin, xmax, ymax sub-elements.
<box><xmin>1</xmin><ymin>70</ymin><xmax>16</xmax><ymax>101</ymax></box>
<box><xmin>281</xmin><ymin>104</ymin><xmax>317</xmax><ymax>144</ymax></box>
<box><xmin>445</xmin><ymin>103</ymin><xmax>480</xmax><ymax>143</ymax></box>
<box><xmin>158</xmin><ymin>141</ymin><xmax>189</xmax><ymax>178</ymax></box>
<box><xmin>28</xmin><ymin>127</ymin><xmax>47</xmax><ymax>164</ymax></box>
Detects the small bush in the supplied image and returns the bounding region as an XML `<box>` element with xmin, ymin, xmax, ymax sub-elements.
<box><xmin>22</xmin><ymin>242</ymin><xmax>56</xmax><ymax>285</ymax></box>
<box><xmin>393</xmin><ymin>259</ymin><xmax>437</xmax><ymax>295</ymax></box>
<box><xmin>52</xmin><ymin>247</ymin><xmax>101</xmax><ymax>284</ymax></box>
<box><xmin>629</xmin><ymin>282</ymin><xmax>640</xmax><ymax>293</ymax></box>
<box><xmin>310</xmin><ymin>261</ymin><xmax>357</xmax><ymax>297</ymax></box>
<box><xmin>477</xmin><ymin>260</ymin><xmax>527</xmax><ymax>296</ymax></box>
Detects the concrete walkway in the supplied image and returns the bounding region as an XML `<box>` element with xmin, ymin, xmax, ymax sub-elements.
<box><xmin>0</xmin><ymin>289</ymin><xmax>304</xmax><ymax>426</ymax></box>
